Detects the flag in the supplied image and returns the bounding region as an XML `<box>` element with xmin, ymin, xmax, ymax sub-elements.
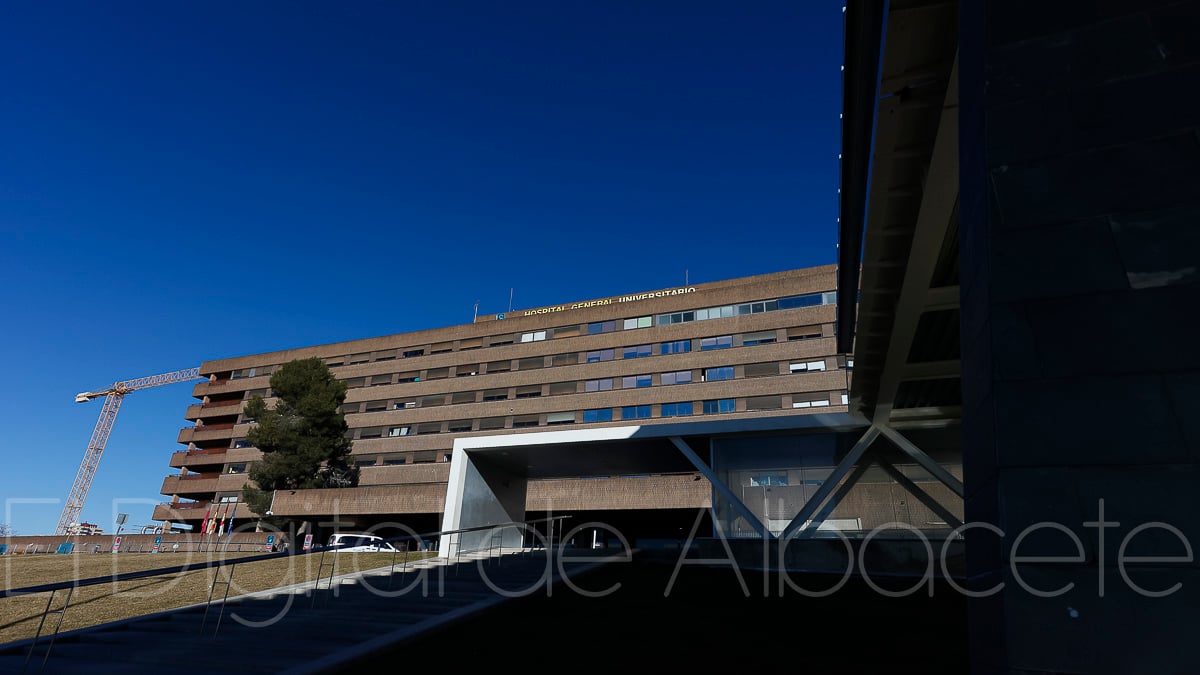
<box><xmin>217</xmin><ymin>504</ymin><xmax>228</xmax><ymax>536</ymax></box>
<box><xmin>200</xmin><ymin>507</ymin><xmax>212</xmax><ymax>535</ymax></box>
<box><xmin>225</xmin><ymin>509</ymin><xmax>235</xmax><ymax>540</ymax></box>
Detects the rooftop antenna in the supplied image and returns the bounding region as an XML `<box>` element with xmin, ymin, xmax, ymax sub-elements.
<box><xmin>685</xmin><ymin>268</ymin><xmax>689</xmax><ymax>285</ymax></box>
<box><xmin>472</xmin><ymin>300</ymin><xmax>479</xmax><ymax>322</ymax></box>
<box><xmin>508</xmin><ymin>288</ymin><xmax>514</xmax><ymax>313</ymax></box>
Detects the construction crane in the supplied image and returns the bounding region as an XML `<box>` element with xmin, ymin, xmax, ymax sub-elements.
<box><xmin>55</xmin><ymin>367</ymin><xmax>205</xmax><ymax>536</ymax></box>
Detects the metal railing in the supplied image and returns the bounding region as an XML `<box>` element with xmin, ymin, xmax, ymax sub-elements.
<box><xmin>3</xmin><ymin>515</ymin><xmax>570</xmax><ymax>673</ymax></box>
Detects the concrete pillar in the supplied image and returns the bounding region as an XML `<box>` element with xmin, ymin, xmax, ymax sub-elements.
<box><xmin>439</xmin><ymin>448</ymin><xmax>528</xmax><ymax>557</ymax></box>
<box><xmin>959</xmin><ymin>1</ymin><xmax>1200</xmax><ymax>672</ymax></box>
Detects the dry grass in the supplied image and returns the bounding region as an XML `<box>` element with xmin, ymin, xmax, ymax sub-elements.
<box><xmin>0</xmin><ymin>548</ymin><xmax>435</xmax><ymax>646</ymax></box>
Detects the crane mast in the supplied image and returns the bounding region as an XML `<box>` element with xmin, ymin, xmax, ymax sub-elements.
<box><xmin>56</xmin><ymin>367</ymin><xmax>204</xmax><ymax>536</ymax></box>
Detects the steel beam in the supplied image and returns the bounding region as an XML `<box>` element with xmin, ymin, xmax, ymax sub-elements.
<box><xmin>669</xmin><ymin>436</ymin><xmax>770</xmax><ymax>540</ymax></box>
<box><xmin>871</xmin><ymin>54</ymin><xmax>960</xmax><ymax>426</ymax></box>
<box><xmin>781</xmin><ymin>426</ymin><xmax>880</xmax><ymax>539</ymax></box>
<box><xmin>878</xmin><ymin>425</ymin><xmax>964</xmax><ymax>497</ymax></box>
<box><xmin>795</xmin><ymin>459</ymin><xmax>874</xmax><ymax>539</ymax></box>
<box><xmin>876</xmin><ymin>456</ymin><xmax>964</xmax><ymax>529</ymax></box>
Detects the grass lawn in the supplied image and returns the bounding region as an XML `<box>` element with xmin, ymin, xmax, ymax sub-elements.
<box><xmin>0</xmin><ymin>548</ymin><xmax>435</xmax><ymax>646</ymax></box>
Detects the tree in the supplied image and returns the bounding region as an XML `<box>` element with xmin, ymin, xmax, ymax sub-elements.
<box><xmin>241</xmin><ymin>357</ymin><xmax>356</xmax><ymax>518</ymax></box>
<box><xmin>0</xmin><ymin>522</ymin><xmax>13</xmax><ymax>537</ymax></box>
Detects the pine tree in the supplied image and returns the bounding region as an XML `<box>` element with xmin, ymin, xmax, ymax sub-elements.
<box><xmin>241</xmin><ymin>357</ymin><xmax>356</xmax><ymax>518</ymax></box>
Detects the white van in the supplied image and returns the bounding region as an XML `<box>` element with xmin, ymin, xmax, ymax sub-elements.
<box><xmin>326</xmin><ymin>533</ymin><xmax>399</xmax><ymax>552</ymax></box>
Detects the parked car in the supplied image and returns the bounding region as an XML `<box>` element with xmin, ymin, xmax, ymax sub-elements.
<box><xmin>326</xmin><ymin>533</ymin><xmax>400</xmax><ymax>552</ymax></box>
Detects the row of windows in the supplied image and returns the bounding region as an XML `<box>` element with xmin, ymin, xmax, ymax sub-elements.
<box><xmin>325</xmin><ymin>392</ymin><xmax>851</xmax><ymax>440</ymax></box>
<box><xmin>228</xmin><ymin>328</ymin><xmax>822</xmax><ymax>396</ymax></box>
<box><xmin>319</xmin><ymin>359</ymin><xmax>834</xmax><ymax>417</ymax></box>
<box><xmin>226</xmin><ymin>391</ymin><xmax>850</xmax><ymax>448</ymax></box>
<box><xmin>217</xmin><ymin>293</ymin><xmax>833</xmax><ymax>378</ymax></box>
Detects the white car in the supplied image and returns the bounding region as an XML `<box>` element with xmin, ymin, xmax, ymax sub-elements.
<box><xmin>326</xmin><ymin>533</ymin><xmax>399</xmax><ymax>552</ymax></box>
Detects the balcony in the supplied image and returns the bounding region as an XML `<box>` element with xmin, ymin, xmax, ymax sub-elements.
<box><xmin>152</xmin><ymin>501</ymin><xmax>257</xmax><ymax>522</ymax></box>
<box><xmin>161</xmin><ymin>471</ymin><xmax>254</xmax><ymax>496</ymax></box>
<box><xmin>168</xmin><ymin>448</ymin><xmax>228</xmax><ymax>469</ymax></box>
<box><xmin>177</xmin><ymin>424</ymin><xmax>237</xmax><ymax>444</ymax></box>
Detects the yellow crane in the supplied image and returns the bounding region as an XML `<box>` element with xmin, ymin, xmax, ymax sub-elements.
<box><xmin>56</xmin><ymin>367</ymin><xmax>204</xmax><ymax>536</ymax></box>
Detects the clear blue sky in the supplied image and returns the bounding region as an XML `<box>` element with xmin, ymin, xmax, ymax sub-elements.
<box><xmin>0</xmin><ymin>1</ymin><xmax>845</xmax><ymax>536</ymax></box>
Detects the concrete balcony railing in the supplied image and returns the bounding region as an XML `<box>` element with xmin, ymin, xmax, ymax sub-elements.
<box><xmin>152</xmin><ymin>501</ymin><xmax>257</xmax><ymax>522</ymax></box>
<box><xmin>161</xmin><ymin>474</ymin><xmax>220</xmax><ymax>496</ymax></box>
<box><xmin>357</xmin><ymin>462</ymin><xmax>451</xmax><ymax>486</ymax></box>
<box><xmin>168</xmin><ymin>448</ymin><xmax>228</xmax><ymax>469</ymax></box>
<box><xmin>177</xmin><ymin>425</ymin><xmax>237</xmax><ymax>444</ymax></box>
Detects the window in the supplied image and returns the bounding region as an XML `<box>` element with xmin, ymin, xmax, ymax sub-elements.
<box><xmin>788</xmin><ymin>326</ymin><xmax>822</xmax><ymax>341</ymax></box>
<box><xmin>348</xmin><ymin>353</ymin><xmax>370</xmax><ymax>365</ymax></box>
<box><xmin>486</xmin><ymin>360</ymin><xmax>512</xmax><ymax>374</ymax></box>
<box><xmin>583</xmin><ymin>408</ymin><xmax>613</xmax><ymax>423</ymax></box>
<box><xmin>621</xmin><ymin>405</ymin><xmax>652</xmax><ymax>420</ymax></box>
<box><xmin>520</xmin><ymin>330</ymin><xmax>547</xmax><ymax>343</ymax></box>
<box><xmin>661</xmin><ymin>402</ymin><xmax>693</xmax><ymax>417</ymax></box>
<box><xmin>355</xmin><ymin>458</ymin><xmax>376</xmax><ymax>467</ymax></box>
<box><xmin>431</xmin><ymin>342</ymin><xmax>454</xmax><ymax>354</ymax></box>
<box><xmin>415</xmin><ymin>422</ymin><xmax>441</xmax><ymax>435</ymax></box>
<box><xmin>424</xmin><ymin>367</ymin><xmax>449</xmax><ymax>380</ymax></box>
<box><xmin>586</xmin><ymin>349</ymin><xmax>614</xmax><ymax>363</ymax></box>
<box><xmin>515</xmin><ymin>385</ymin><xmax>543</xmax><ymax>399</ymax></box>
<box><xmin>227</xmin><ymin>463</ymin><xmax>247</xmax><ymax>474</ymax></box>
<box><xmin>384</xmin><ymin>457</ymin><xmax>406</xmax><ymax>465</ymax></box>
<box><xmin>622</xmin><ymin>374</ymin><xmax>652</xmax><ymax>389</ymax></box>
<box><xmin>451</xmin><ymin>392</ymin><xmax>477</xmax><ymax>405</ymax></box>
<box><xmin>478</xmin><ymin>417</ymin><xmax>505</xmax><ymax>430</ymax></box>
<box><xmin>447</xmin><ymin>420</ymin><xmax>473</xmax><ymax>432</ymax></box>
<box><xmin>339</xmin><ymin>403</ymin><xmax>361</xmax><ymax>414</ymax></box>
<box><xmin>622</xmin><ymin>344</ymin><xmax>652</xmax><ymax>359</ymax></box>
<box><xmin>517</xmin><ymin>356</ymin><xmax>545</xmax><ymax>371</ymax></box>
<box><xmin>364</xmin><ymin>401</ymin><xmax>387</xmax><ymax>413</ymax></box>
<box><xmin>660</xmin><ymin>370</ymin><xmax>692</xmax><ymax>385</ymax></box>
<box><xmin>551</xmin><ymin>353</ymin><xmax>578</xmax><ymax>367</ymax></box>
<box><xmin>750</xmin><ymin>473</ymin><xmax>788</xmax><ymax>487</ymax></box>
<box><xmin>549</xmin><ymin>382</ymin><xmax>578</xmax><ymax>396</ymax></box>
<box><xmin>778</xmin><ymin>291</ymin><xmax>835</xmax><ymax>309</ymax></box>
<box><xmin>392</xmin><ymin>400</ymin><xmax>416</xmax><ymax>410</ymax></box>
<box><xmin>458</xmin><ymin>338</ymin><xmax>482</xmax><ymax>351</ymax></box>
<box><xmin>419</xmin><ymin>395</ymin><xmax>446</xmax><ymax>408</ymax></box>
<box><xmin>746</xmin><ymin>395</ymin><xmax>783</xmax><ymax>411</ymax></box>
<box><xmin>587</xmin><ymin>320</ymin><xmax>616</xmax><ymax>335</ymax></box>
<box><xmin>660</xmin><ymin>340</ymin><xmax>692</xmax><ymax>355</ymax></box>
<box><xmin>359</xmin><ymin>427</ymin><xmax>385</xmax><ymax>439</ymax></box>
<box><xmin>402</xmin><ymin>348</ymin><xmax>425</xmax><ymax>358</ymax></box>
<box><xmin>482</xmin><ymin>389</ymin><xmax>508</xmax><ymax>402</ymax></box>
<box><xmin>742</xmin><ymin>330</ymin><xmax>778</xmax><ymax>346</ymax></box>
<box><xmin>387</xmin><ymin>426</ymin><xmax>410</xmax><ymax>437</ymax></box>
<box><xmin>584</xmin><ymin>378</ymin><xmax>613</xmax><ymax>392</ymax></box>
<box><xmin>232</xmin><ymin>439</ymin><xmax>252</xmax><ymax>449</ymax></box>
<box><xmin>623</xmin><ymin>316</ymin><xmax>652</xmax><ymax>330</ymax></box>
<box><xmin>455</xmin><ymin>367</ymin><xmax>478</xmax><ymax>377</ymax></box>
<box><xmin>703</xmin><ymin>367</ymin><xmax>734</xmax><ymax>382</ymax></box>
<box><xmin>700</xmin><ymin>335</ymin><xmax>733</xmax><ymax>351</ymax></box>
<box><xmin>396</xmin><ymin>372</ymin><xmax>419</xmax><ymax>383</ymax></box>
<box><xmin>546</xmin><ymin>411</ymin><xmax>576</xmax><ymax>425</ymax></box>
<box><xmin>370</xmin><ymin>375</ymin><xmax>393</xmax><ymax>386</ymax></box>
<box><xmin>551</xmin><ymin>324</ymin><xmax>581</xmax><ymax>338</ymax></box>
<box><xmin>744</xmin><ymin>362</ymin><xmax>780</xmax><ymax>378</ymax></box>
<box><xmin>703</xmin><ymin>399</ymin><xmax>736</xmax><ymax>414</ymax></box>
<box><xmin>790</xmin><ymin>360</ymin><xmax>827</xmax><ymax>373</ymax></box>
<box><xmin>342</xmin><ymin>377</ymin><xmax>366</xmax><ymax>388</ymax></box>
<box><xmin>413</xmin><ymin>450</ymin><xmax>437</xmax><ymax>463</ymax></box>
<box><xmin>841</xmin><ymin>393</ymin><xmax>849</xmax><ymax>404</ymax></box>
<box><xmin>792</xmin><ymin>398</ymin><xmax>832</xmax><ymax>408</ymax></box>
<box><xmin>512</xmin><ymin>415</ymin><xmax>540</xmax><ymax>428</ymax></box>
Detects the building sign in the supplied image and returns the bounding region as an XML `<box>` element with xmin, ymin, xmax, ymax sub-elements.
<box><xmin>265</xmin><ymin>535</ymin><xmax>276</xmax><ymax>552</ymax></box>
<box><xmin>152</xmin><ymin>535</ymin><xmax>162</xmax><ymax>553</ymax></box>
<box><xmin>302</xmin><ymin>534</ymin><xmax>314</xmax><ymax>551</ymax></box>
<box><xmin>513</xmin><ymin>286</ymin><xmax>697</xmax><ymax>318</ymax></box>
<box><xmin>111</xmin><ymin>536</ymin><xmax>122</xmax><ymax>553</ymax></box>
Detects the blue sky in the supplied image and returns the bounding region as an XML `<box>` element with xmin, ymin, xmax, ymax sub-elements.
<box><xmin>0</xmin><ymin>1</ymin><xmax>845</xmax><ymax>535</ymax></box>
